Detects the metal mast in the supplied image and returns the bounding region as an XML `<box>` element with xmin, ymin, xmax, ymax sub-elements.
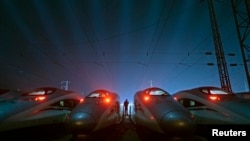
<box><xmin>61</xmin><ymin>80</ymin><xmax>70</xmax><ymax>90</ymax></box>
<box><xmin>207</xmin><ymin>0</ymin><xmax>232</xmax><ymax>92</ymax></box>
<box><xmin>231</xmin><ymin>0</ymin><xmax>250</xmax><ymax>91</ymax></box>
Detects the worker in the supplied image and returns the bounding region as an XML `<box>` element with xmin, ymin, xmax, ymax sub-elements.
<box><xmin>123</xmin><ymin>99</ymin><xmax>129</xmax><ymax>116</ymax></box>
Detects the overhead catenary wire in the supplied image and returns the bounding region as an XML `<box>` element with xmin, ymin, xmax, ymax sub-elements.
<box><xmin>66</xmin><ymin>0</ymin><xmax>115</xmax><ymax>90</ymax></box>
<box><xmin>138</xmin><ymin>0</ymin><xmax>175</xmax><ymax>88</ymax></box>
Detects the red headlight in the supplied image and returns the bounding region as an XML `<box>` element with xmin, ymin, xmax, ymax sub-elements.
<box><xmin>35</xmin><ymin>96</ymin><xmax>46</xmax><ymax>101</ymax></box>
<box><xmin>209</xmin><ymin>95</ymin><xmax>220</xmax><ymax>101</ymax></box>
<box><xmin>80</xmin><ymin>98</ymin><xmax>84</xmax><ymax>103</ymax></box>
<box><xmin>173</xmin><ymin>96</ymin><xmax>178</xmax><ymax>101</ymax></box>
<box><xmin>104</xmin><ymin>97</ymin><xmax>111</xmax><ymax>103</ymax></box>
<box><xmin>143</xmin><ymin>95</ymin><xmax>150</xmax><ymax>102</ymax></box>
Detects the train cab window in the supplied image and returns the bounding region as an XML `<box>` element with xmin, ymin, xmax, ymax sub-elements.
<box><xmin>25</xmin><ymin>88</ymin><xmax>56</xmax><ymax>96</ymax></box>
<box><xmin>51</xmin><ymin>99</ymin><xmax>79</xmax><ymax>109</ymax></box>
<box><xmin>201</xmin><ymin>88</ymin><xmax>230</xmax><ymax>95</ymax></box>
<box><xmin>190</xmin><ymin>100</ymin><xmax>195</xmax><ymax>106</ymax></box>
<box><xmin>178</xmin><ymin>98</ymin><xmax>205</xmax><ymax>108</ymax></box>
<box><xmin>88</xmin><ymin>92</ymin><xmax>108</xmax><ymax>98</ymax></box>
<box><xmin>147</xmin><ymin>89</ymin><xmax>170</xmax><ymax>96</ymax></box>
<box><xmin>189</xmin><ymin>100</ymin><xmax>204</xmax><ymax>107</ymax></box>
<box><xmin>179</xmin><ymin>98</ymin><xmax>220</xmax><ymax>113</ymax></box>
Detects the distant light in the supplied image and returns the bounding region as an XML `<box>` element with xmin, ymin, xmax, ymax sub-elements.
<box><xmin>150</xmin><ymin>116</ymin><xmax>155</xmax><ymax>120</ymax></box>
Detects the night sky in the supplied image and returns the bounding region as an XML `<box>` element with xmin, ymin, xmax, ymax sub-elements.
<box><xmin>0</xmin><ymin>0</ymin><xmax>246</xmax><ymax>101</ymax></box>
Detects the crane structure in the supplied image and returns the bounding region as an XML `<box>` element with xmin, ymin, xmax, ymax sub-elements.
<box><xmin>207</xmin><ymin>0</ymin><xmax>232</xmax><ymax>92</ymax></box>
<box><xmin>231</xmin><ymin>0</ymin><xmax>250</xmax><ymax>91</ymax></box>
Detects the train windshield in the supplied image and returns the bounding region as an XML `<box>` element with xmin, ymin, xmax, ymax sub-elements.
<box><xmin>146</xmin><ymin>89</ymin><xmax>170</xmax><ymax>96</ymax></box>
<box><xmin>20</xmin><ymin>87</ymin><xmax>56</xmax><ymax>102</ymax></box>
<box><xmin>27</xmin><ymin>88</ymin><xmax>55</xmax><ymax>95</ymax></box>
<box><xmin>87</xmin><ymin>92</ymin><xmax>109</xmax><ymax>98</ymax></box>
<box><xmin>199</xmin><ymin>87</ymin><xmax>234</xmax><ymax>101</ymax></box>
<box><xmin>201</xmin><ymin>88</ymin><xmax>232</xmax><ymax>95</ymax></box>
<box><xmin>142</xmin><ymin>88</ymin><xmax>170</xmax><ymax>102</ymax></box>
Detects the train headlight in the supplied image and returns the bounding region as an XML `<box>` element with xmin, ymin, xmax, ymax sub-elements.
<box><xmin>104</xmin><ymin>97</ymin><xmax>111</xmax><ymax>103</ymax></box>
<box><xmin>80</xmin><ymin>98</ymin><xmax>84</xmax><ymax>103</ymax></box>
<box><xmin>35</xmin><ymin>96</ymin><xmax>46</xmax><ymax>101</ymax></box>
<box><xmin>209</xmin><ymin>95</ymin><xmax>220</xmax><ymax>101</ymax></box>
<box><xmin>173</xmin><ymin>97</ymin><xmax>178</xmax><ymax>101</ymax></box>
<box><xmin>144</xmin><ymin>95</ymin><xmax>150</xmax><ymax>102</ymax></box>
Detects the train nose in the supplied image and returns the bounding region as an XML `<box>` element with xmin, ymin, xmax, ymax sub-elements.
<box><xmin>160</xmin><ymin>111</ymin><xmax>195</xmax><ymax>135</ymax></box>
<box><xmin>67</xmin><ymin>112</ymin><xmax>95</xmax><ymax>132</ymax></box>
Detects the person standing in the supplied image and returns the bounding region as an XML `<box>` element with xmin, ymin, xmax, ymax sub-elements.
<box><xmin>123</xmin><ymin>99</ymin><xmax>129</xmax><ymax>116</ymax></box>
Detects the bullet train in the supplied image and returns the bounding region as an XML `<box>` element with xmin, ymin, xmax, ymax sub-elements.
<box><xmin>0</xmin><ymin>87</ymin><xmax>84</xmax><ymax>132</ymax></box>
<box><xmin>173</xmin><ymin>86</ymin><xmax>250</xmax><ymax>125</ymax></box>
<box><xmin>133</xmin><ymin>87</ymin><xmax>195</xmax><ymax>136</ymax></box>
<box><xmin>66</xmin><ymin>89</ymin><xmax>121</xmax><ymax>136</ymax></box>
